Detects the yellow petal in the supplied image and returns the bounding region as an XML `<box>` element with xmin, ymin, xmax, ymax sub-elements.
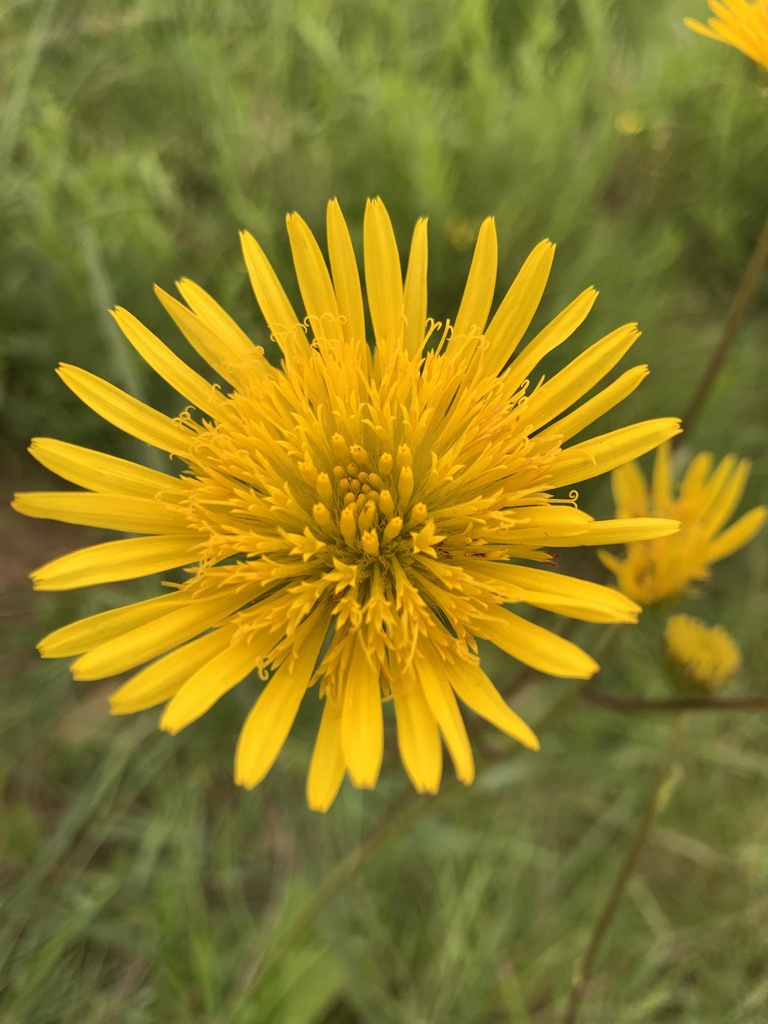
<box><xmin>306</xmin><ymin>699</ymin><xmax>347</xmax><ymax>812</ymax></box>
<box><xmin>364</xmin><ymin>198</ymin><xmax>403</xmax><ymax>350</ymax></box>
<box><xmin>538</xmin><ymin>366</ymin><xmax>649</xmax><ymax>445</ymax></box>
<box><xmin>154</xmin><ymin>284</ymin><xmax>257</xmax><ymax>387</ymax></box>
<box><xmin>475</xmin><ymin>606</ymin><xmax>598</xmax><ymax>679</ymax></box>
<box><xmin>13</xmin><ymin>491</ymin><xmax>188</xmax><ymax>534</ymax></box>
<box><xmin>174</xmin><ymin>278</ymin><xmax>259</xmax><ymax>363</ymax></box>
<box><xmin>72</xmin><ymin>590</ymin><xmax>251</xmax><ymax>681</ymax></box>
<box><xmin>449</xmin><ymin>660</ymin><xmax>539</xmax><ymax>750</ymax></box>
<box><xmin>111</xmin><ymin>307</ymin><xmax>225</xmax><ymax>418</ymax></box>
<box><xmin>160</xmin><ymin>639</ymin><xmax>270</xmax><ymax>734</ymax></box>
<box><xmin>403</xmin><ymin>217</ymin><xmax>428</xmax><ymax>357</ymax></box>
<box><xmin>392</xmin><ymin>678</ymin><xmax>442</xmax><ymax>794</ymax></box>
<box><xmin>702</xmin><ymin>458</ymin><xmax>751</xmax><ymax>535</ymax></box>
<box><xmin>467</xmin><ymin>561</ymin><xmax>641</xmax><ymax>623</ymax></box>
<box><xmin>28</xmin><ymin>438</ymin><xmax>180</xmax><ymax>499</ymax></box>
<box><xmin>451</xmin><ymin>217</ymin><xmax>497</xmax><ymax>356</ymax></box>
<box><xmin>707</xmin><ymin>506</ymin><xmax>767</xmax><ymax>563</ymax></box>
<box><xmin>479</xmin><ymin>239</ymin><xmax>555</xmax><ymax>378</ymax></box>
<box><xmin>416</xmin><ymin>651</ymin><xmax>474</xmax><ymax>784</ymax></box>
<box><xmin>503</xmin><ymin>286</ymin><xmax>598</xmax><ymax>396</ymax></box>
<box><xmin>680</xmin><ymin>451</ymin><xmax>714</xmax><ymax>501</ymax></box>
<box><xmin>611</xmin><ymin>460</ymin><xmax>649</xmax><ymax>518</ymax></box>
<box><xmin>38</xmin><ymin>592</ymin><xmax>186</xmax><ymax>658</ymax></box>
<box><xmin>31</xmin><ymin>535</ymin><xmax>197</xmax><ymax>591</ymax></box>
<box><xmin>110</xmin><ymin>627</ymin><xmax>234</xmax><ymax>714</ymax></box>
<box><xmin>57</xmin><ymin>364</ymin><xmax>192</xmax><ymax>455</ymax></box>
<box><xmin>546</xmin><ymin>418</ymin><xmax>682</xmax><ymax>489</ymax></box>
<box><xmin>326</xmin><ymin>199</ymin><xmax>367</xmax><ymax>350</ymax></box>
<box><xmin>525</xmin><ymin>324</ymin><xmax>639</xmax><ymax>432</ymax></box>
<box><xmin>286</xmin><ymin>212</ymin><xmax>343</xmax><ymax>343</ymax></box>
<box><xmin>341</xmin><ymin>634</ymin><xmax>384</xmax><ymax>789</ymax></box>
<box><xmin>651</xmin><ymin>441</ymin><xmax>673</xmax><ymax>512</ymax></box>
<box><xmin>240</xmin><ymin>230</ymin><xmax>310</xmax><ymax>366</ymax></box>
<box><xmin>568</xmin><ymin>517</ymin><xmax>680</xmax><ymax>546</ymax></box>
<box><xmin>234</xmin><ymin>608</ymin><xmax>329</xmax><ymax>788</ymax></box>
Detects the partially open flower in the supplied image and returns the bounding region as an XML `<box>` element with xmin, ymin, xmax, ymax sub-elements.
<box><xmin>600</xmin><ymin>444</ymin><xmax>766</xmax><ymax>606</ymax></box>
<box><xmin>665</xmin><ymin>614</ymin><xmax>742</xmax><ymax>692</ymax></box>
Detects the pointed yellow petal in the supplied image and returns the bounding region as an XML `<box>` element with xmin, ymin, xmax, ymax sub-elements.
<box><xmin>235</xmin><ymin>608</ymin><xmax>329</xmax><ymax>788</ymax></box>
<box><xmin>503</xmin><ymin>286</ymin><xmax>598</xmax><ymax>395</ymax></box>
<box><xmin>680</xmin><ymin>451</ymin><xmax>714</xmax><ymax>501</ymax></box>
<box><xmin>13</xmin><ymin>492</ymin><xmax>188</xmax><ymax>534</ymax></box>
<box><xmin>38</xmin><ymin>592</ymin><xmax>186</xmax><ymax>658</ymax></box>
<box><xmin>651</xmin><ymin>441</ymin><xmax>673</xmax><ymax>512</ymax></box>
<box><xmin>28</xmin><ymin>438</ymin><xmax>179</xmax><ymax>499</ymax></box>
<box><xmin>467</xmin><ymin>562</ymin><xmax>641</xmax><ymax>624</ymax></box>
<box><xmin>707</xmin><ymin>506</ymin><xmax>767</xmax><ymax>563</ymax></box>
<box><xmin>31</xmin><ymin>535</ymin><xmax>197</xmax><ymax>591</ymax></box>
<box><xmin>341</xmin><ymin>635</ymin><xmax>384</xmax><ymax>789</ymax></box>
<box><xmin>546</xmin><ymin>418</ymin><xmax>682</xmax><ymax>489</ymax></box>
<box><xmin>154</xmin><ymin>284</ymin><xmax>257</xmax><ymax>387</ymax></box>
<box><xmin>451</xmin><ymin>217</ymin><xmax>498</xmax><ymax>352</ymax></box>
<box><xmin>611</xmin><ymin>460</ymin><xmax>649</xmax><ymax>518</ymax></box>
<box><xmin>110</xmin><ymin>627</ymin><xmax>234</xmax><ymax>714</ymax></box>
<box><xmin>702</xmin><ymin>458</ymin><xmax>751</xmax><ymax>535</ymax></box>
<box><xmin>449</xmin><ymin>660</ymin><xmax>539</xmax><ymax>750</ymax></box>
<box><xmin>326</xmin><ymin>199</ymin><xmax>367</xmax><ymax>350</ymax></box>
<box><xmin>111</xmin><ymin>307</ymin><xmax>225</xmax><ymax>418</ymax></box>
<box><xmin>569</xmin><ymin>517</ymin><xmax>680</xmax><ymax>546</ymax></box>
<box><xmin>417</xmin><ymin>652</ymin><xmax>474</xmax><ymax>784</ymax></box>
<box><xmin>392</xmin><ymin>679</ymin><xmax>442</xmax><ymax>794</ymax></box>
<box><xmin>364</xmin><ymin>198</ymin><xmax>403</xmax><ymax>349</ymax></box>
<box><xmin>538</xmin><ymin>366</ymin><xmax>649</xmax><ymax>445</ymax></box>
<box><xmin>72</xmin><ymin>590</ymin><xmax>251</xmax><ymax>681</ymax></box>
<box><xmin>57</xmin><ymin>364</ymin><xmax>192</xmax><ymax>455</ymax></box>
<box><xmin>286</xmin><ymin>212</ymin><xmax>343</xmax><ymax>342</ymax></box>
<box><xmin>403</xmin><ymin>217</ymin><xmax>428</xmax><ymax>357</ymax></box>
<box><xmin>240</xmin><ymin>230</ymin><xmax>310</xmax><ymax>366</ymax></box>
<box><xmin>160</xmin><ymin>640</ymin><xmax>269</xmax><ymax>734</ymax></box>
<box><xmin>174</xmin><ymin>278</ymin><xmax>259</xmax><ymax>362</ymax></box>
<box><xmin>479</xmin><ymin>239</ymin><xmax>555</xmax><ymax>378</ymax></box>
<box><xmin>475</xmin><ymin>606</ymin><xmax>598</xmax><ymax>678</ymax></box>
<box><xmin>307</xmin><ymin>699</ymin><xmax>346</xmax><ymax>812</ymax></box>
<box><xmin>525</xmin><ymin>324</ymin><xmax>639</xmax><ymax>432</ymax></box>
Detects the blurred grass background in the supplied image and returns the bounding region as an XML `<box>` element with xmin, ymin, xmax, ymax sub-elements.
<box><xmin>1</xmin><ymin>0</ymin><xmax>767</xmax><ymax>1021</ymax></box>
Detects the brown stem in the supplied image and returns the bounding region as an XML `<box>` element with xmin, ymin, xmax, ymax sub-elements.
<box><xmin>581</xmin><ymin>682</ymin><xmax>768</xmax><ymax>713</ymax></box>
<box><xmin>681</xmin><ymin>212</ymin><xmax>768</xmax><ymax>434</ymax></box>
<box><xmin>561</xmin><ymin>714</ymin><xmax>687</xmax><ymax>1024</ymax></box>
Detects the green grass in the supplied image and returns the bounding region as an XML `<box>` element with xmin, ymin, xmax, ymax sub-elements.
<box><xmin>2</xmin><ymin>0</ymin><xmax>768</xmax><ymax>1021</ymax></box>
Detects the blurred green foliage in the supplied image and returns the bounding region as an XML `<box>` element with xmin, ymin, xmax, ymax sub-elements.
<box><xmin>2</xmin><ymin>0</ymin><xmax>768</xmax><ymax>1022</ymax></box>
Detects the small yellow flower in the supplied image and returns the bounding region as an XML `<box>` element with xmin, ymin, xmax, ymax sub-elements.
<box><xmin>685</xmin><ymin>1</ymin><xmax>768</xmax><ymax>71</ymax></box>
<box><xmin>14</xmin><ymin>199</ymin><xmax>681</xmax><ymax>810</ymax></box>
<box><xmin>600</xmin><ymin>443</ymin><xmax>767</xmax><ymax>605</ymax></box>
<box><xmin>665</xmin><ymin>614</ymin><xmax>742</xmax><ymax>692</ymax></box>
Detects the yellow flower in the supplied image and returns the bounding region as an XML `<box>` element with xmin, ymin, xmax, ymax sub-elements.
<box><xmin>665</xmin><ymin>614</ymin><xmax>742</xmax><ymax>692</ymax></box>
<box><xmin>14</xmin><ymin>199</ymin><xmax>680</xmax><ymax>810</ymax></box>
<box><xmin>600</xmin><ymin>443</ymin><xmax>767</xmax><ymax>605</ymax></box>
<box><xmin>685</xmin><ymin>1</ymin><xmax>768</xmax><ymax>70</ymax></box>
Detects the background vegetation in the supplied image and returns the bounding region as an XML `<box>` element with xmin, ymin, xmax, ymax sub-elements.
<box><xmin>1</xmin><ymin>0</ymin><xmax>767</xmax><ymax>1021</ymax></box>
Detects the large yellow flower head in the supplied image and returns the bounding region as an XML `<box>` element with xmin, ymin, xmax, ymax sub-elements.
<box><xmin>14</xmin><ymin>199</ymin><xmax>680</xmax><ymax>810</ymax></box>
<box><xmin>685</xmin><ymin>1</ymin><xmax>768</xmax><ymax>70</ymax></box>
<box><xmin>600</xmin><ymin>443</ymin><xmax>767</xmax><ymax>606</ymax></box>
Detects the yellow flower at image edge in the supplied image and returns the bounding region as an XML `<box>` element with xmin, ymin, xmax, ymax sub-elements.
<box><xmin>600</xmin><ymin>443</ymin><xmax>767</xmax><ymax>605</ymax></box>
<box><xmin>685</xmin><ymin>1</ymin><xmax>768</xmax><ymax>70</ymax></box>
<box><xmin>665</xmin><ymin>615</ymin><xmax>742</xmax><ymax>692</ymax></box>
<box><xmin>13</xmin><ymin>199</ymin><xmax>680</xmax><ymax>810</ymax></box>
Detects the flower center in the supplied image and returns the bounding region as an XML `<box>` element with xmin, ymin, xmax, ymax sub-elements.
<box><xmin>301</xmin><ymin>434</ymin><xmax>428</xmax><ymax>560</ymax></box>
